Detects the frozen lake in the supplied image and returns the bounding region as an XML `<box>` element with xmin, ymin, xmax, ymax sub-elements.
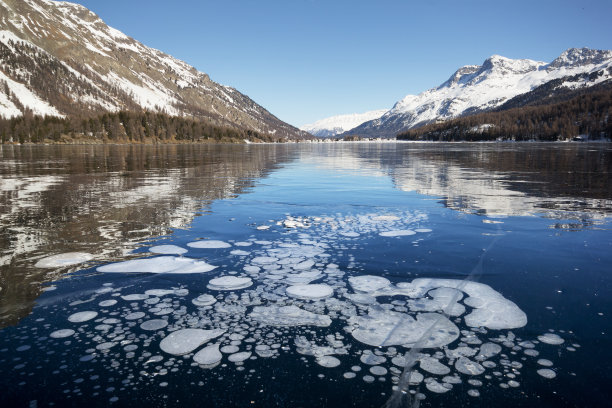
<box><xmin>0</xmin><ymin>142</ymin><xmax>610</xmax><ymax>407</ymax></box>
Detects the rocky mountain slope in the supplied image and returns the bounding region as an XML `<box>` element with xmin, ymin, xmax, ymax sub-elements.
<box><xmin>300</xmin><ymin>109</ymin><xmax>387</xmax><ymax>138</ymax></box>
<box><xmin>0</xmin><ymin>0</ymin><xmax>307</xmax><ymax>139</ymax></box>
<box><xmin>345</xmin><ymin>48</ymin><xmax>612</xmax><ymax>138</ymax></box>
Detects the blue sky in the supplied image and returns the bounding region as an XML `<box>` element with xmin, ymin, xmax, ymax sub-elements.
<box><xmin>76</xmin><ymin>0</ymin><xmax>612</xmax><ymax>127</ymax></box>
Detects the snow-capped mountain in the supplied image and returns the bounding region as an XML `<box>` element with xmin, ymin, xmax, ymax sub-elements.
<box><xmin>300</xmin><ymin>109</ymin><xmax>387</xmax><ymax>138</ymax></box>
<box><xmin>0</xmin><ymin>0</ymin><xmax>307</xmax><ymax>139</ymax></box>
<box><xmin>346</xmin><ymin>48</ymin><xmax>612</xmax><ymax>138</ymax></box>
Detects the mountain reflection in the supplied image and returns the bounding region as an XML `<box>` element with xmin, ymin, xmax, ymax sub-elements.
<box><xmin>0</xmin><ymin>144</ymin><xmax>294</xmax><ymax>328</ymax></box>
<box><xmin>300</xmin><ymin>142</ymin><xmax>612</xmax><ymax>219</ymax></box>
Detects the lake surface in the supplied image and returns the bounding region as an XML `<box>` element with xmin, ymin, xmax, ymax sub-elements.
<box><xmin>0</xmin><ymin>142</ymin><xmax>610</xmax><ymax>407</ymax></box>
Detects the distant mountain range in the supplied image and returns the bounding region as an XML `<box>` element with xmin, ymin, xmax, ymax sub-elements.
<box><xmin>300</xmin><ymin>109</ymin><xmax>387</xmax><ymax>138</ymax></box>
<box><xmin>0</xmin><ymin>0</ymin><xmax>307</xmax><ymax>140</ymax></box>
<box><xmin>308</xmin><ymin>48</ymin><xmax>612</xmax><ymax>139</ymax></box>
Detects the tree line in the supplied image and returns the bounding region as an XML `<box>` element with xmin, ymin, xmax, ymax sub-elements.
<box><xmin>0</xmin><ymin>111</ymin><xmax>281</xmax><ymax>144</ymax></box>
<box><xmin>397</xmin><ymin>84</ymin><xmax>612</xmax><ymax>141</ymax></box>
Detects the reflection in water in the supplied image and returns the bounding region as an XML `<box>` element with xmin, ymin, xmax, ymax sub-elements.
<box><xmin>1</xmin><ymin>142</ymin><xmax>610</xmax><ymax>328</ymax></box>
<box><xmin>0</xmin><ymin>144</ymin><xmax>295</xmax><ymax>327</ymax></box>
<box><xmin>300</xmin><ymin>142</ymin><xmax>612</xmax><ymax>219</ymax></box>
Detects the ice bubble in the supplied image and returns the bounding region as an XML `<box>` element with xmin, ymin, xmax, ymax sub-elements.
<box><xmin>317</xmin><ymin>356</ymin><xmax>341</xmax><ymax>368</ymax></box>
<box><xmin>221</xmin><ymin>345</ymin><xmax>240</xmax><ymax>354</ymax></box>
<box><xmin>125</xmin><ymin>312</ymin><xmax>145</xmax><ymax>320</ymax></box>
<box><xmin>145</xmin><ymin>289</ymin><xmax>175</xmax><ymax>296</ymax></box>
<box><xmin>98</xmin><ymin>256</ymin><xmax>217</xmax><ymax>274</ymax></box>
<box><xmin>230</xmin><ymin>250</ymin><xmax>250</xmax><ymax>256</ymax></box>
<box><xmin>410</xmin><ymin>279</ymin><xmax>527</xmax><ymax>330</ymax></box>
<box><xmin>360</xmin><ymin>353</ymin><xmax>386</xmax><ymax>365</ymax></box>
<box><xmin>344</xmin><ymin>372</ymin><xmax>357</xmax><ymax>379</ymax></box>
<box><xmin>98</xmin><ymin>300</ymin><xmax>117</xmax><ymax>307</ymax></box>
<box><xmin>286</xmin><ymin>284</ymin><xmax>333</xmax><ymax>300</ymax></box>
<box><xmin>293</xmin><ymin>260</ymin><xmax>315</xmax><ymax>270</ymax></box>
<box><xmin>68</xmin><ymin>311</ymin><xmax>98</xmax><ymax>323</ymax></box>
<box><xmin>537</xmin><ymin>359</ymin><xmax>554</xmax><ymax>367</ymax></box>
<box><xmin>420</xmin><ymin>357</ymin><xmax>450</xmax><ymax>375</ymax></box>
<box><xmin>537</xmin><ymin>333</ymin><xmax>564</xmax><ymax>345</ymax></box>
<box><xmin>96</xmin><ymin>342</ymin><xmax>116</xmax><ymax>351</ymax></box>
<box><xmin>192</xmin><ymin>295</ymin><xmax>217</xmax><ymax>307</ymax></box>
<box><xmin>348</xmin><ymin>275</ymin><xmax>391</xmax><ymax>293</ymax></box>
<box><xmin>228</xmin><ymin>351</ymin><xmax>252</xmax><ymax>363</ymax></box>
<box><xmin>442</xmin><ymin>375</ymin><xmax>462</xmax><ymax>384</ymax></box>
<box><xmin>256</xmin><ymin>226</ymin><xmax>270</xmax><ymax>230</ymax></box>
<box><xmin>345</xmin><ymin>293</ymin><xmax>377</xmax><ymax>305</ymax></box>
<box><xmin>249</xmin><ymin>305</ymin><xmax>332</xmax><ymax>327</ymax></box>
<box><xmin>340</xmin><ymin>232</ymin><xmax>360</xmax><ymax>237</ymax></box>
<box><xmin>467</xmin><ymin>389</ymin><xmax>480</xmax><ymax>397</ymax></box>
<box><xmin>476</xmin><ymin>343</ymin><xmax>502</xmax><ymax>360</ymax></box>
<box><xmin>149</xmin><ymin>245</ymin><xmax>187</xmax><ymax>255</ymax></box>
<box><xmin>455</xmin><ymin>357</ymin><xmax>485</xmax><ymax>376</ymax></box>
<box><xmin>159</xmin><ymin>328</ymin><xmax>225</xmax><ymax>356</ymax></box>
<box><xmin>524</xmin><ymin>349</ymin><xmax>539</xmax><ymax>357</ymax></box>
<box><xmin>369</xmin><ymin>366</ymin><xmax>388</xmax><ymax>376</ymax></box>
<box><xmin>251</xmin><ymin>257</ymin><xmax>278</xmax><ymax>265</ymax></box>
<box><xmin>408</xmin><ymin>371</ymin><xmax>424</xmax><ymax>384</ymax></box>
<box><xmin>380</xmin><ymin>230</ymin><xmax>416</xmax><ymax>237</ymax></box>
<box><xmin>425</xmin><ymin>379</ymin><xmax>452</xmax><ymax>393</ymax></box>
<box><xmin>349</xmin><ymin>309</ymin><xmax>459</xmax><ymax>348</ymax></box>
<box><xmin>415</xmin><ymin>229</ymin><xmax>432</xmax><ymax>233</ymax></box>
<box><xmin>121</xmin><ymin>294</ymin><xmax>148</xmax><ymax>301</ymax></box>
<box><xmin>50</xmin><ymin>329</ymin><xmax>75</xmax><ymax>339</ymax></box>
<box><xmin>187</xmin><ymin>240</ymin><xmax>231</xmax><ymax>249</ymax></box>
<box><xmin>207</xmin><ymin>276</ymin><xmax>253</xmax><ymax>291</ymax></box>
<box><xmin>234</xmin><ymin>242</ymin><xmax>253</xmax><ymax>247</ymax></box>
<box><xmin>363</xmin><ymin>375</ymin><xmax>375</xmax><ymax>383</ymax></box>
<box><xmin>35</xmin><ymin>252</ymin><xmax>93</xmax><ymax>268</ymax></box>
<box><xmin>193</xmin><ymin>344</ymin><xmax>222</xmax><ymax>366</ymax></box>
<box><xmin>373</xmin><ymin>215</ymin><xmax>400</xmax><ymax>221</ymax></box>
<box><xmin>536</xmin><ymin>368</ymin><xmax>556</xmax><ymax>379</ymax></box>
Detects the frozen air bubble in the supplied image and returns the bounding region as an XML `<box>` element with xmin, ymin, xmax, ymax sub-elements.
<box><xmin>420</xmin><ymin>357</ymin><xmax>450</xmax><ymax>375</ymax></box>
<box><xmin>249</xmin><ymin>305</ymin><xmax>331</xmax><ymax>327</ymax></box>
<box><xmin>228</xmin><ymin>352</ymin><xmax>252</xmax><ymax>363</ymax></box>
<box><xmin>207</xmin><ymin>277</ymin><xmax>253</xmax><ymax>291</ymax></box>
<box><xmin>50</xmin><ymin>329</ymin><xmax>75</xmax><ymax>339</ymax></box>
<box><xmin>455</xmin><ymin>357</ymin><xmax>485</xmax><ymax>376</ymax></box>
<box><xmin>286</xmin><ymin>284</ymin><xmax>333</xmax><ymax>300</ymax></box>
<box><xmin>192</xmin><ymin>295</ymin><xmax>217</xmax><ymax>307</ymax></box>
<box><xmin>536</xmin><ymin>369</ymin><xmax>556</xmax><ymax>379</ymax></box>
<box><xmin>35</xmin><ymin>252</ymin><xmax>93</xmax><ymax>268</ymax></box>
<box><xmin>425</xmin><ymin>379</ymin><xmax>452</xmax><ymax>393</ymax></box>
<box><xmin>149</xmin><ymin>245</ymin><xmax>187</xmax><ymax>255</ymax></box>
<box><xmin>98</xmin><ymin>256</ymin><xmax>216</xmax><ymax>274</ymax></box>
<box><xmin>186</xmin><ymin>240</ymin><xmax>231</xmax><ymax>249</ymax></box>
<box><xmin>68</xmin><ymin>311</ymin><xmax>98</xmax><ymax>323</ymax></box>
<box><xmin>125</xmin><ymin>312</ymin><xmax>145</xmax><ymax>320</ymax></box>
<box><xmin>537</xmin><ymin>359</ymin><xmax>553</xmax><ymax>367</ymax></box>
<box><xmin>193</xmin><ymin>344</ymin><xmax>222</xmax><ymax>366</ymax></box>
<box><xmin>99</xmin><ymin>300</ymin><xmax>117</xmax><ymax>307</ymax></box>
<box><xmin>316</xmin><ymin>356</ymin><xmax>341</xmax><ymax>368</ymax></box>
<box><xmin>370</xmin><ymin>366</ymin><xmax>388</xmax><ymax>376</ymax></box>
<box><xmin>348</xmin><ymin>275</ymin><xmax>390</xmax><ymax>293</ymax></box>
<box><xmin>159</xmin><ymin>328</ymin><xmax>225</xmax><ymax>356</ymax></box>
<box><xmin>537</xmin><ymin>333</ymin><xmax>564</xmax><ymax>345</ymax></box>
<box><xmin>379</xmin><ymin>230</ymin><xmax>416</xmax><ymax>237</ymax></box>
<box><xmin>221</xmin><ymin>345</ymin><xmax>240</xmax><ymax>354</ymax></box>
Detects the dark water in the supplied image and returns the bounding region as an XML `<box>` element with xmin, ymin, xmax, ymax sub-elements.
<box><xmin>0</xmin><ymin>142</ymin><xmax>610</xmax><ymax>407</ymax></box>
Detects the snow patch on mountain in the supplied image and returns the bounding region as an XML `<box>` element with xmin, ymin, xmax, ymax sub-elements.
<box><xmin>348</xmin><ymin>48</ymin><xmax>612</xmax><ymax>138</ymax></box>
<box><xmin>301</xmin><ymin>109</ymin><xmax>388</xmax><ymax>137</ymax></box>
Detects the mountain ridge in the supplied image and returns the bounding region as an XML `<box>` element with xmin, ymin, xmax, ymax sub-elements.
<box><xmin>342</xmin><ymin>47</ymin><xmax>612</xmax><ymax>138</ymax></box>
<box><xmin>300</xmin><ymin>109</ymin><xmax>387</xmax><ymax>138</ymax></box>
<box><xmin>0</xmin><ymin>0</ymin><xmax>308</xmax><ymax>140</ymax></box>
